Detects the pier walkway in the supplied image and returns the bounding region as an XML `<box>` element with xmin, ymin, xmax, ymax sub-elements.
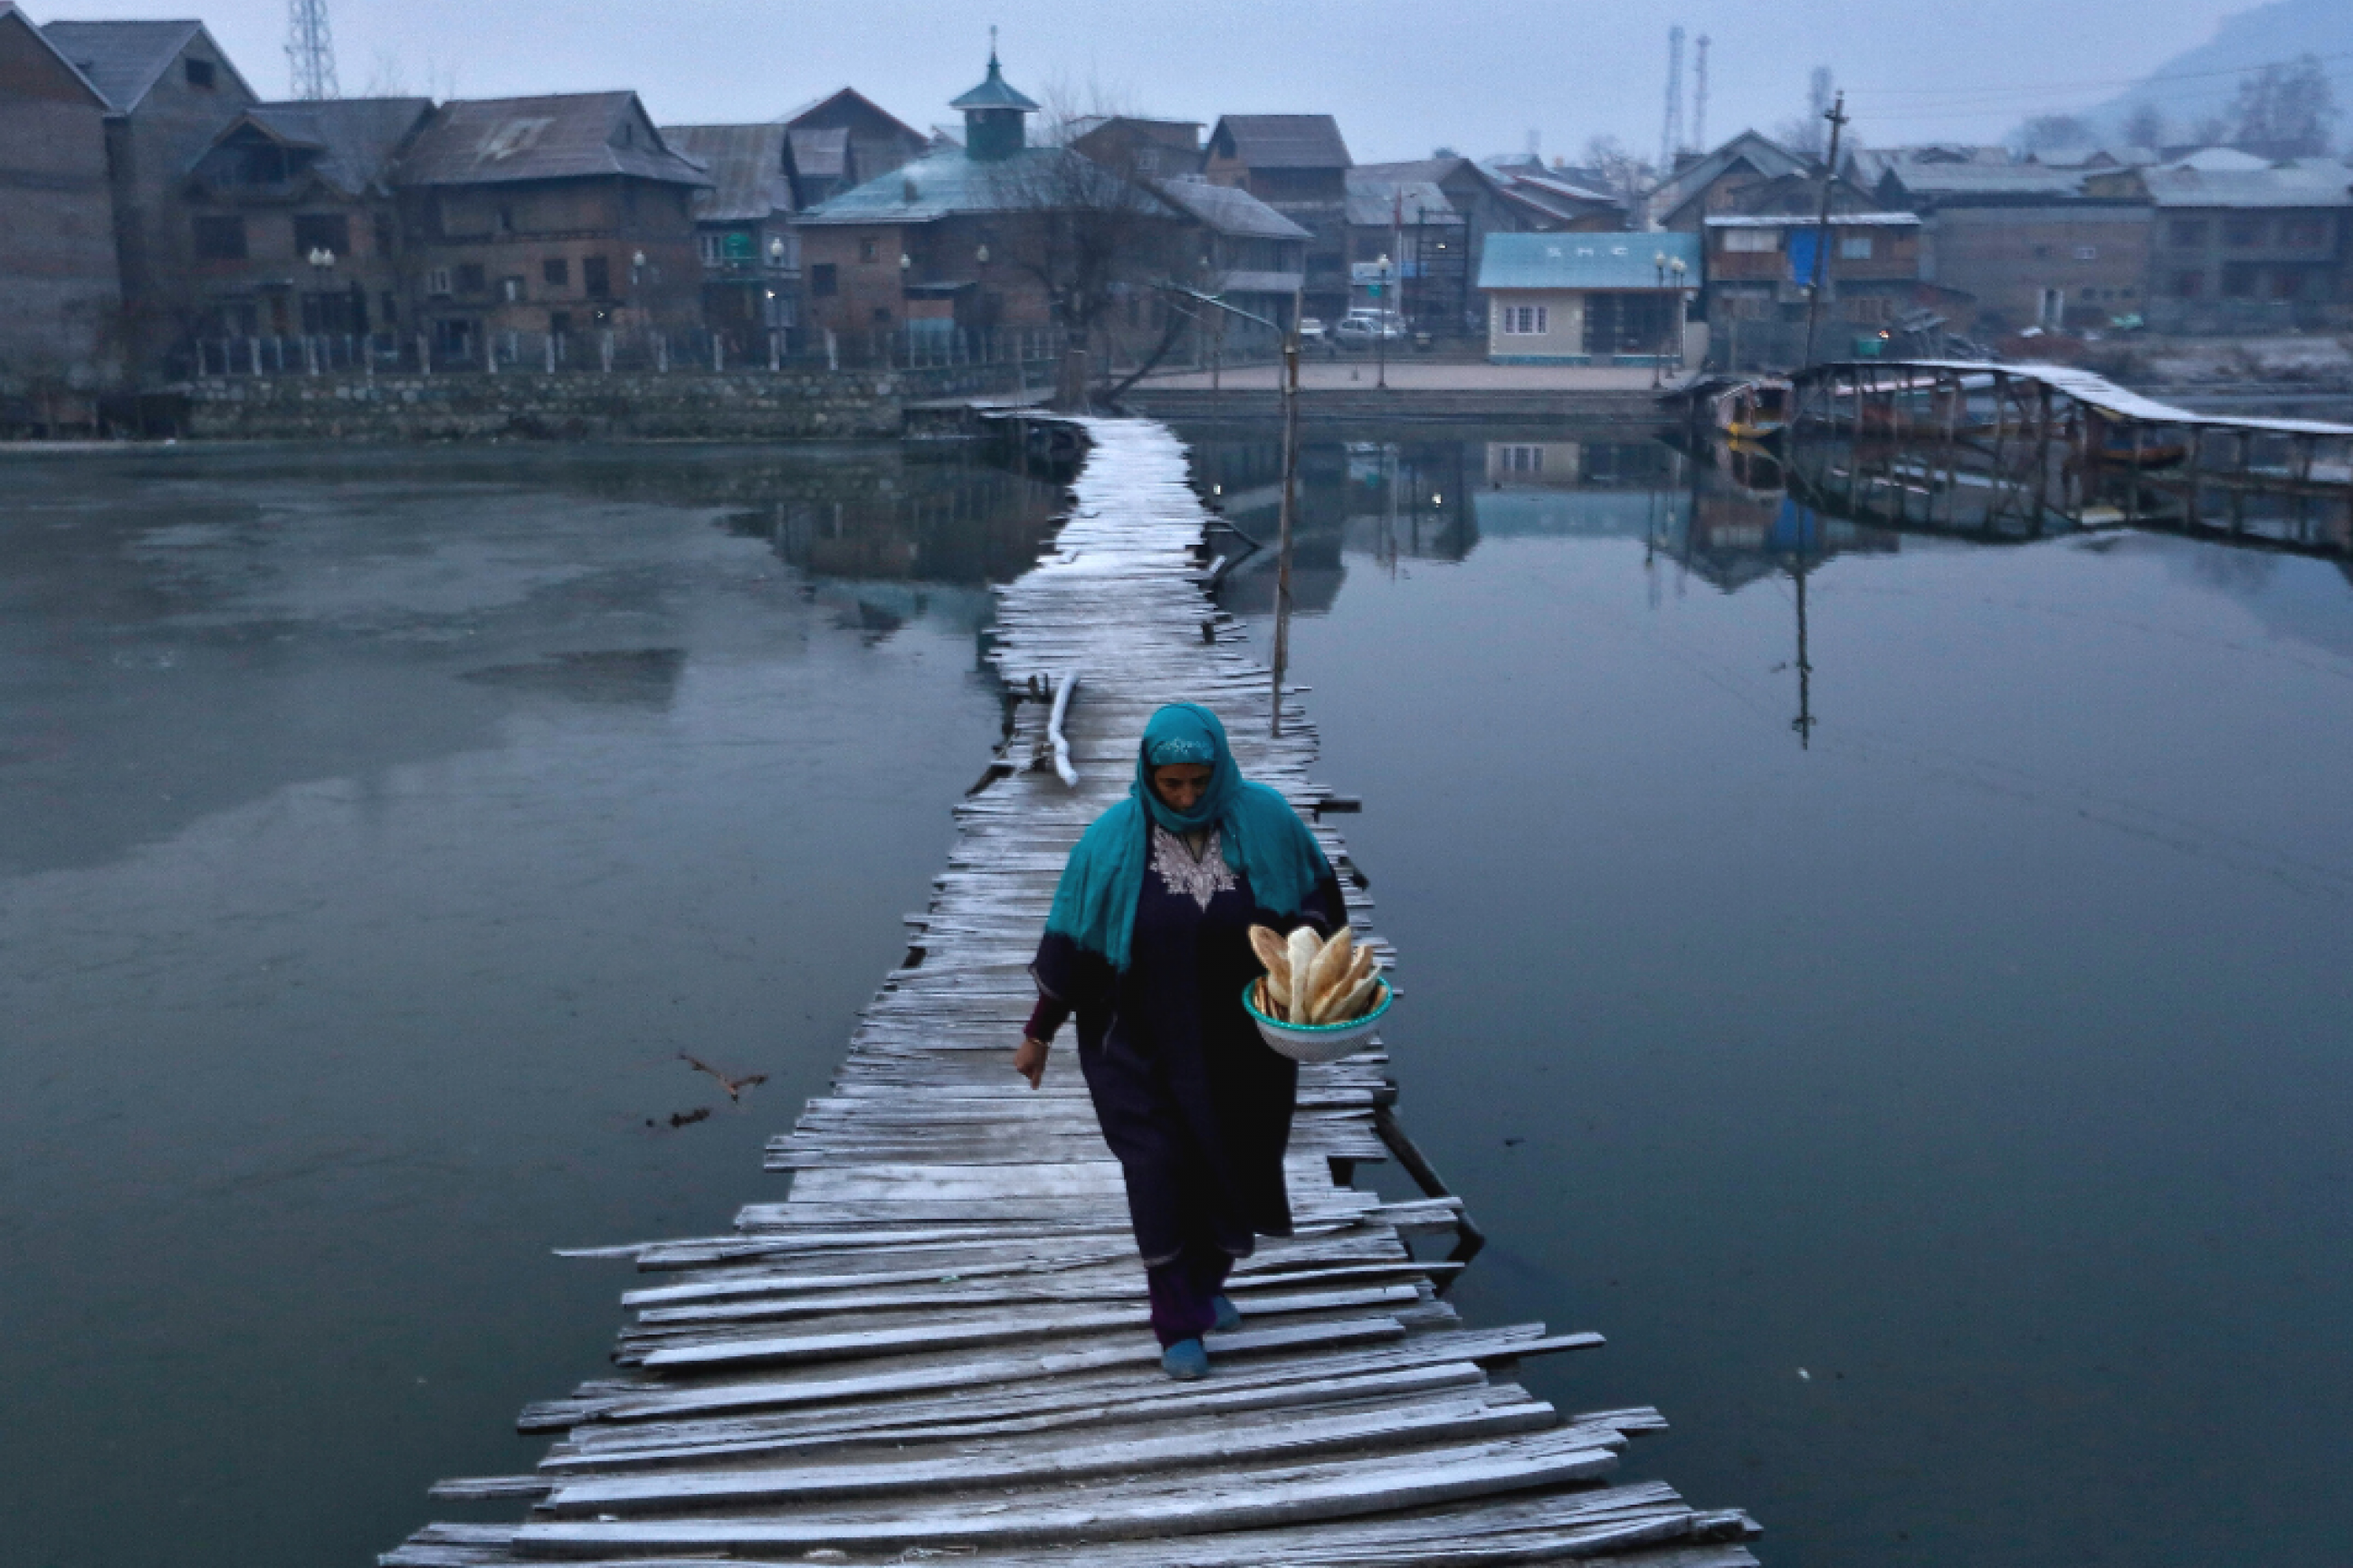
<box><xmin>387</xmin><ymin>419</ymin><xmax>1758</xmax><ymax>1566</ymax></box>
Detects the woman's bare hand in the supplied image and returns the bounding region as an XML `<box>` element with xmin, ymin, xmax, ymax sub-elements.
<box><xmin>1014</xmin><ymin>1035</ymin><xmax>1050</xmax><ymax>1089</ymax></box>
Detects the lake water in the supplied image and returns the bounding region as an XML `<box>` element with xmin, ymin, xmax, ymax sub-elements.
<box><xmin>5</xmin><ymin>428</ymin><xmax>2348</xmax><ymax>1568</ymax></box>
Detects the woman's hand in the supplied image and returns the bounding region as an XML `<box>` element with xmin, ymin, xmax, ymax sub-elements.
<box><xmin>1014</xmin><ymin>1035</ymin><xmax>1051</xmax><ymax>1090</ymax></box>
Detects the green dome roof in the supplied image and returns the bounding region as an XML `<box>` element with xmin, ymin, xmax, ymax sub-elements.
<box><xmin>948</xmin><ymin>52</ymin><xmax>1038</xmax><ymax>113</ymax></box>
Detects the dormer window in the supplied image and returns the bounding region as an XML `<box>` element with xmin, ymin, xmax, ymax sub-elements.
<box><xmin>617</xmin><ymin>122</ymin><xmax>634</xmax><ymax>147</ymax></box>
<box><xmin>185</xmin><ymin>57</ymin><xmax>216</xmax><ymax>90</ymax></box>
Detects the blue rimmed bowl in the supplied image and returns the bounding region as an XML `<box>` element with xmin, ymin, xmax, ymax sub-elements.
<box><xmin>1241</xmin><ymin>977</ymin><xmax>1394</xmax><ymax>1064</ymax></box>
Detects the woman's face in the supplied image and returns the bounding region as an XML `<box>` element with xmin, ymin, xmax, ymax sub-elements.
<box><xmin>1150</xmin><ymin>763</ymin><xmax>1214</xmax><ymax>813</ymax></box>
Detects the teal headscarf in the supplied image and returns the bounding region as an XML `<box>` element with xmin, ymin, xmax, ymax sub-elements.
<box><xmin>1044</xmin><ymin>703</ymin><xmax>1331</xmax><ymax>973</ymax></box>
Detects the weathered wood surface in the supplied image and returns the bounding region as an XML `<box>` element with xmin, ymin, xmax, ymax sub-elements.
<box><xmin>386</xmin><ymin>418</ymin><xmax>1756</xmax><ymax>1567</ymax></box>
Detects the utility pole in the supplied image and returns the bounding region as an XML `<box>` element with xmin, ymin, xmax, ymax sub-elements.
<box><xmin>1799</xmin><ymin>91</ymin><xmax>1849</xmax><ymax>368</ymax></box>
<box><xmin>286</xmin><ymin>0</ymin><xmax>339</xmax><ymax>100</ymax></box>
<box><xmin>1271</xmin><ymin>287</ymin><xmax>1303</xmax><ymax>737</ymax></box>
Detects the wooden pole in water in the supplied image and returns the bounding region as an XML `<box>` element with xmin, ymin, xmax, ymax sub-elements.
<box><xmin>1271</xmin><ymin>319</ymin><xmax>1302</xmax><ymax>738</ymax></box>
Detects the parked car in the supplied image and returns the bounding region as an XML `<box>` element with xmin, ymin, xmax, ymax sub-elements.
<box><xmin>1333</xmin><ymin>310</ymin><xmax>1407</xmax><ymax>349</ymax></box>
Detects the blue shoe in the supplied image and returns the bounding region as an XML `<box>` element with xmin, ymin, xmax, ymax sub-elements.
<box><xmin>1210</xmin><ymin>1294</ymin><xmax>1242</xmax><ymax>1333</ymax></box>
<box><xmin>1161</xmin><ymin>1337</ymin><xmax>1209</xmax><ymax>1380</ymax></box>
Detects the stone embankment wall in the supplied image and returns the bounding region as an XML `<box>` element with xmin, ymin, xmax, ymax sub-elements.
<box><xmin>182</xmin><ymin>365</ymin><xmax>1024</xmax><ymax>442</ymax></box>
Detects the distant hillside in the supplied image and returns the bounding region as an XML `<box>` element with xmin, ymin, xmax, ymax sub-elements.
<box><xmin>2069</xmin><ymin>0</ymin><xmax>2351</xmax><ymax>146</ymax></box>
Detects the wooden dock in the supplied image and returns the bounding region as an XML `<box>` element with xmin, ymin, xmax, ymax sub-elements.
<box><xmin>387</xmin><ymin>418</ymin><xmax>1758</xmax><ymax>1567</ymax></box>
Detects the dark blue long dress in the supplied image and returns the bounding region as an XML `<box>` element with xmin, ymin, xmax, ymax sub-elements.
<box><xmin>1031</xmin><ymin>819</ymin><xmax>1345</xmax><ymax>1343</ymax></box>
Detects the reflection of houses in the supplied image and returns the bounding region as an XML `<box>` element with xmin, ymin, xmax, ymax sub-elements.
<box><xmin>40</xmin><ymin>17</ymin><xmax>256</xmax><ymax>364</ymax></box>
<box><xmin>1201</xmin><ymin>115</ymin><xmax>1353</xmax><ymax>322</ymax></box>
<box><xmin>182</xmin><ymin>98</ymin><xmax>433</xmax><ymax>345</ymax></box>
<box><xmin>1151</xmin><ymin>176</ymin><xmax>1310</xmax><ymax>338</ymax></box>
<box><xmin>1477</xmin><ymin>232</ymin><xmax>1698</xmax><ymax>365</ymax></box>
<box><xmin>393</xmin><ymin>92</ymin><xmax>710</xmax><ymax>359</ymax></box>
<box><xmin>0</xmin><ymin>6</ymin><xmax>123</xmax><ymax>392</ymax></box>
<box><xmin>661</xmin><ymin>123</ymin><xmax>804</xmax><ymax>353</ymax></box>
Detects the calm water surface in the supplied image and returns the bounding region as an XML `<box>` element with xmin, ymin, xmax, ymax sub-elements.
<box><xmin>7</xmin><ymin>427</ymin><xmax>2349</xmax><ymax>1568</ymax></box>
<box><xmin>1</xmin><ymin>442</ymin><xmax>1060</xmax><ymax>1568</ymax></box>
<box><xmin>1188</xmin><ymin>425</ymin><xmax>2353</xmax><ymax>1567</ymax></box>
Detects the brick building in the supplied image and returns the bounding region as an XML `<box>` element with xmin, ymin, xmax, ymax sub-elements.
<box><xmin>0</xmin><ymin>4</ymin><xmax>121</xmax><ymax>390</ymax></box>
<box><xmin>662</xmin><ymin>123</ymin><xmax>804</xmax><ymax>355</ymax></box>
<box><xmin>39</xmin><ymin>16</ymin><xmax>255</xmax><ymax>363</ymax></box>
<box><xmin>1868</xmin><ymin>154</ymin><xmax>2151</xmax><ymax>332</ymax></box>
<box><xmin>391</xmin><ymin>91</ymin><xmax>709</xmax><ymax>363</ymax></box>
<box><xmin>181</xmin><ymin>98</ymin><xmax>433</xmax><ymax>347</ymax></box>
<box><xmin>2086</xmin><ymin>151</ymin><xmax>2353</xmax><ymax>331</ymax></box>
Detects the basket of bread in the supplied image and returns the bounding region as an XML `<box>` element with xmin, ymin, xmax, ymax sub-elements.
<box><xmin>1242</xmin><ymin>923</ymin><xmax>1393</xmax><ymax>1063</ymax></box>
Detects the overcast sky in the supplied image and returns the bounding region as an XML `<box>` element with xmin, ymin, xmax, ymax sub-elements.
<box><xmin>41</xmin><ymin>0</ymin><xmax>2256</xmax><ymax>158</ymax></box>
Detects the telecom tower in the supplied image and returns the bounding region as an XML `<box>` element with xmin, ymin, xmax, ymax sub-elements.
<box><xmin>1692</xmin><ymin>34</ymin><xmax>1710</xmax><ymax>153</ymax></box>
<box><xmin>1659</xmin><ymin>26</ymin><xmax>1684</xmax><ymax>173</ymax></box>
<box><xmin>287</xmin><ymin>0</ymin><xmax>339</xmax><ymax>100</ymax></box>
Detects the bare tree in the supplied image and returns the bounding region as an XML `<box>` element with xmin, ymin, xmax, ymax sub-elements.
<box><xmin>2231</xmin><ymin>54</ymin><xmax>2338</xmax><ymax>155</ymax></box>
<box><xmin>1777</xmin><ymin>67</ymin><xmax>1836</xmax><ymax>157</ymax></box>
<box><xmin>2015</xmin><ymin>114</ymin><xmax>2093</xmax><ymax>156</ymax></box>
<box><xmin>2122</xmin><ymin>102</ymin><xmax>2167</xmax><ymax>150</ymax></box>
<box><xmin>1577</xmin><ymin>135</ymin><xmax>1658</xmax><ymax>208</ymax></box>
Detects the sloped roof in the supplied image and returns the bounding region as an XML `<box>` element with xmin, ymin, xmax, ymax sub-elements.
<box><xmin>780</xmin><ymin>86</ymin><xmax>927</xmax><ymax>147</ymax></box>
<box><xmin>664</xmin><ymin>123</ymin><xmax>795</xmax><ymax>222</ymax></box>
<box><xmin>1154</xmin><ymin>176</ymin><xmax>1311</xmax><ymax>239</ymax></box>
<box><xmin>1209</xmin><ymin>114</ymin><xmax>1352</xmax><ymax>170</ymax></box>
<box><xmin>397</xmin><ymin>92</ymin><xmax>709</xmax><ymax>187</ymax></box>
<box><xmin>1356</xmin><ymin>156</ymin><xmax>1473</xmax><ymax>185</ymax></box>
<box><xmin>40</xmin><ymin>17</ymin><xmax>249</xmax><ymax>111</ymax></box>
<box><xmin>1343</xmin><ymin>174</ymin><xmax>1462</xmax><ymax>228</ymax></box>
<box><xmin>229</xmin><ymin>98</ymin><xmax>433</xmax><ymax>195</ymax></box>
<box><xmin>799</xmin><ymin>142</ymin><xmax>1172</xmax><ymax>225</ymax></box>
<box><xmin>1877</xmin><ymin>159</ymin><xmax>2091</xmax><ymax>198</ymax></box>
<box><xmin>2140</xmin><ymin>157</ymin><xmax>2353</xmax><ymax>209</ymax></box>
<box><xmin>0</xmin><ymin>5</ymin><xmax>107</xmax><ymax>107</ymax></box>
<box><xmin>948</xmin><ymin>53</ymin><xmax>1039</xmax><ymax>112</ymax></box>
<box><xmin>1705</xmin><ymin>212</ymin><xmax>1920</xmax><ymax>227</ymax></box>
<box><xmin>1478</xmin><ymin>231</ymin><xmax>1700</xmax><ymax>291</ymax></box>
<box><xmin>1647</xmin><ymin>129</ymin><xmax>1807</xmax><ymax>218</ymax></box>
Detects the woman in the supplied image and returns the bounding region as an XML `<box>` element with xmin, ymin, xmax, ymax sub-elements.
<box><xmin>1015</xmin><ymin>703</ymin><xmax>1345</xmax><ymax>1380</ymax></box>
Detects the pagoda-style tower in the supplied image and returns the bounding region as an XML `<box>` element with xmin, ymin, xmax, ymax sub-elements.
<box><xmin>948</xmin><ymin>36</ymin><xmax>1038</xmax><ymax>162</ymax></box>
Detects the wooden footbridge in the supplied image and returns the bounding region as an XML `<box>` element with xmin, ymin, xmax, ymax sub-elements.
<box><xmin>1779</xmin><ymin>358</ymin><xmax>2353</xmax><ymax>555</ymax></box>
<box><xmin>387</xmin><ymin>418</ymin><xmax>1758</xmax><ymax>1568</ymax></box>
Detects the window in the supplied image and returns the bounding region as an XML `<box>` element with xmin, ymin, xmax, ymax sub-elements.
<box><xmin>1722</xmin><ymin>227</ymin><xmax>1777</xmax><ymax>252</ymax></box>
<box><xmin>1845</xmin><ymin>296</ymin><xmax>1892</xmax><ymax>323</ymax></box>
<box><xmin>810</xmin><ymin>261</ymin><xmax>837</xmax><ymax>297</ymax></box>
<box><xmin>496</xmin><ymin>204</ymin><xmax>515</xmax><ymax>233</ymax></box>
<box><xmin>2168</xmin><ymin>219</ymin><xmax>2207</xmax><ymax>248</ymax></box>
<box><xmin>1584</xmin><ymin>293</ymin><xmax>1672</xmax><ymax>355</ymax></box>
<box><xmin>1838</xmin><ymin>233</ymin><xmax>1874</xmax><ymax>260</ymax></box>
<box><xmin>1499</xmin><ymin>303</ymin><xmax>1548</xmax><ymax>335</ymax></box>
<box><xmin>2080</xmin><ymin>286</ymin><xmax>2099</xmax><ymax>300</ymax></box>
<box><xmin>379</xmin><ymin>290</ymin><xmax>397</xmax><ymax>323</ymax></box>
<box><xmin>542</xmin><ymin>257</ymin><xmax>569</xmax><ymax>288</ymax></box>
<box><xmin>292</xmin><ymin>214</ymin><xmax>349</xmax><ymax>256</ymax></box>
<box><xmin>2221</xmin><ymin>262</ymin><xmax>2256</xmax><ymax>298</ymax></box>
<box><xmin>2172</xmin><ymin>271</ymin><xmax>2202</xmax><ymax>298</ymax></box>
<box><xmin>699</xmin><ymin>233</ymin><xmax>724</xmax><ymax>265</ymax></box>
<box><xmin>1497</xmin><ymin>444</ymin><xmax>1543</xmax><ymax>473</ymax></box>
<box><xmin>425</xmin><ymin>267</ymin><xmax>452</xmax><ymax>297</ymax></box>
<box><xmin>373</xmin><ymin>214</ymin><xmax>395</xmax><ymax>257</ymax></box>
<box><xmin>2273</xmin><ymin>270</ymin><xmax>2306</xmax><ymax>300</ymax></box>
<box><xmin>2073</xmin><ymin>245</ymin><xmax>2099</xmax><ymax>261</ymax></box>
<box><xmin>193</xmin><ymin>214</ymin><xmax>246</xmax><ymax>260</ymax></box>
<box><xmin>2223</xmin><ymin>217</ymin><xmax>2262</xmax><ymax>247</ymax></box>
<box><xmin>860</xmin><ymin>238</ymin><xmax>879</xmax><ymax>262</ymax></box>
<box><xmin>184</xmin><ymin>57</ymin><xmax>215</xmax><ymax>89</ymax></box>
<box><xmin>2282</xmin><ymin>217</ymin><xmax>2327</xmax><ymax>249</ymax></box>
<box><xmin>2033</xmin><ymin>244</ymin><xmax>2053</xmax><ymax>259</ymax></box>
<box><xmin>582</xmin><ymin>255</ymin><xmax>611</xmax><ymax>297</ymax></box>
<box><xmin>500</xmin><ymin>275</ymin><xmax>525</xmax><ymax>302</ymax></box>
<box><xmin>872</xmin><ymin>306</ymin><xmax>892</xmax><ymax>324</ymax></box>
<box><xmin>455</xmin><ymin>262</ymin><xmax>486</xmax><ymax>294</ymax></box>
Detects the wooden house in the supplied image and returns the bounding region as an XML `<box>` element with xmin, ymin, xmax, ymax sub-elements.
<box><xmin>781</xmin><ymin>89</ymin><xmax>929</xmax><ymax>191</ymax></box>
<box><xmin>1343</xmin><ymin>172</ymin><xmax>1467</xmax><ymax>331</ymax></box>
<box><xmin>0</xmin><ymin>3</ymin><xmax>122</xmax><ymax>391</ymax></box>
<box><xmin>392</xmin><ymin>91</ymin><xmax>710</xmax><ymax>360</ymax></box>
<box><xmin>181</xmin><ymin>98</ymin><xmax>433</xmax><ymax>346</ymax></box>
<box><xmin>1071</xmin><ymin>117</ymin><xmax>1203</xmax><ymax>181</ymax></box>
<box><xmin>1151</xmin><ymin>176</ymin><xmax>1310</xmax><ymax>340</ymax></box>
<box><xmin>1201</xmin><ymin>114</ymin><xmax>1352</xmax><ymax>320</ymax></box>
<box><xmin>662</xmin><ymin>123</ymin><xmax>804</xmax><ymax>351</ymax></box>
<box><xmin>1476</xmin><ymin>231</ymin><xmax>1700</xmax><ymax>365</ymax></box>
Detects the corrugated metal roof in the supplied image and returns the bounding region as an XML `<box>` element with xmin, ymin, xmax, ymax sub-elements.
<box><xmin>1646</xmin><ymin>130</ymin><xmax>1806</xmax><ymax>215</ymax></box>
<box><xmin>2141</xmin><ymin>159</ymin><xmax>2352</xmax><ymax>209</ymax></box>
<box><xmin>664</xmin><ymin>123</ymin><xmax>795</xmax><ymax>222</ymax></box>
<box><xmin>1343</xmin><ymin>174</ymin><xmax>1462</xmax><ymax>228</ymax></box>
<box><xmin>1155</xmin><ymin>177</ymin><xmax>1311</xmax><ymax>239</ymax></box>
<box><xmin>1879</xmin><ymin>162</ymin><xmax>2088</xmax><ymax>196</ymax></box>
<box><xmin>1705</xmin><ymin>212</ymin><xmax>1920</xmax><ymax>227</ymax></box>
<box><xmin>799</xmin><ymin>143</ymin><xmax>1169</xmax><ymax>224</ymax></box>
<box><xmin>788</xmin><ymin>127</ymin><xmax>849</xmax><ymax>180</ymax></box>
<box><xmin>235</xmin><ymin>99</ymin><xmax>433</xmax><ymax>195</ymax></box>
<box><xmin>1208</xmin><ymin>114</ymin><xmax>1351</xmax><ymax>170</ymax></box>
<box><xmin>39</xmin><ymin>18</ymin><xmax>244</xmax><ymax>111</ymax></box>
<box><xmin>948</xmin><ymin>55</ymin><xmax>1039</xmax><ymax>112</ymax></box>
<box><xmin>396</xmin><ymin>92</ymin><xmax>709</xmax><ymax>188</ymax></box>
<box><xmin>1478</xmin><ymin>231</ymin><xmax>1701</xmax><ymax>291</ymax></box>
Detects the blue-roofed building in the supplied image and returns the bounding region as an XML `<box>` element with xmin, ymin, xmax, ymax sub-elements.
<box><xmin>796</xmin><ymin>45</ymin><xmax>1182</xmax><ymax>348</ymax></box>
<box><xmin>1475</xmin><ymin>232</ymin><xmax>1700</xmax><ymax>365</ymax></box>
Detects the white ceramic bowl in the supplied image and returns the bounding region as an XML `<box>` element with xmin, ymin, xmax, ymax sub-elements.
<box><xmin>1241</xmin><ymin>977</ymin><xmax>1394</xmax><ymax>1064</ymax></box>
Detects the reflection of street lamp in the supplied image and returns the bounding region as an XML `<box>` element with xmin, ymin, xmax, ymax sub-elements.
<box><xmin>1376</xmin><ymin>252</ymin><xmax>1391</xmax><ymax>390</ymax></box>
<box><xmin>1667</xmin><ymin>255</ymin><xmax>1688</xmax><ymax>379</ymax></box>
<box><xmin>1653</xmin><ymin>252</ymin><xmax>1669</xmax><ymax>388</ymax></box>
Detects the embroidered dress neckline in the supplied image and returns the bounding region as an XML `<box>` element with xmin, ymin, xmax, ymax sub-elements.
<box><xmin>1150</xmin><ymin>823</ymin><xmax>1236</xmax><ymax>911</ymax></box>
